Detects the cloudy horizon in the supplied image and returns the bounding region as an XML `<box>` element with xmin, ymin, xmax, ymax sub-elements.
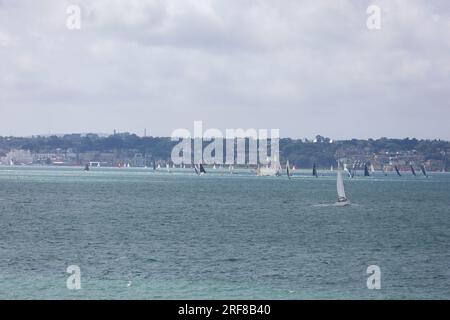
<box><xmin>1</xmin><ymin>0</ymin><xmax>449</xmax><ymax>140</ymax></box>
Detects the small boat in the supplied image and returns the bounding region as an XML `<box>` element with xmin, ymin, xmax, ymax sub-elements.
<box><xmin>364</xmin><ymin>163</ymin><xmax>370</xmax><ymax>177</ymax></box>
<box><xmin>286</xmin><ymin>160</ymin><xmax>292</xmax><ymax>180</ymax></box>
<box><xmin>84</xmin><ymin>164</ymin><xmax>90</xmax><ymax>171</ymax></box>
<box><xmin>336</xmin><ymin>163</ymin><xmax>350</xmax><ymax>206</ymax></box>
<box><xmin>312</xmin><ymin>163</ymin><xmax>318</xmax><ymax>178</ymax></box>
<box><xmin>420</xmin><ymin>164</ymin><xmax>428</xmax><ymax>178</ymax></box>
<box><xmin>394</xmin><ymin>165</ymin><xmax>401</xmax><ymax>177</ymax></box>
<box><xmin>410</xmin><ymin>164</ymin><xmax>416</xmax><ymax>176</ymax></box>
<box><xmin>343</xmin><ymin>163</ymin><xmax>352</xmax><ymax>178</ymax></box>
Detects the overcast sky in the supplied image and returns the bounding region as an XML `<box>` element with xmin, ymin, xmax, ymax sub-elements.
<box><xmin>0</xmin><ymin>0</ymin><xmax>449</xmax><ymax>139</ymax></box>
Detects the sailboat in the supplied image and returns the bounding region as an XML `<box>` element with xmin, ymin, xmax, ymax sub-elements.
<box><xmin>229</xmin><ymin>165</ymin><xmax>234</xmax><ymax>174</ymax></box>
<box><xmin>343</xmin><ymin>163</ymin><xmax>352</xmax><ymax>178</ymax></box>
<box><xmin>312</xmin><ymin>163</ymin><xmax>318</xmax><ymax>178</ymax></box>
<box><xmin>199</xmin><ymin>164</ymin><xmax>206</xmax><ymax>174</ymax></box>
<box><xmin>336</xmin><ymin>163</ymin><xmax>350</xmax><ymax>206</ymax></box>
<box><xmin>394</xmin><ymin>165</ymin><xmax>402</xmax><ymax>177</ymax></box>
<box><xmin>84</xmin><ymin>164</ymin><xmax>90</xmax><ymax>171</ymax></box>
<box><xmin>410</xmin><ymin>164</ymin><xmax>416</xmax><ymax>176</ymax></box>
<box><xmin>193</xmin><ymin>164</ymin><xmax>199</xmax><ymax>175</ymax></box>
<box><xmin>257</xmin><ymin>156</ymin><xmax>281</xmax><ymax>176</ymax></box>
<box><xmin>370</xmin><ymin>164</ymin><xmax>375</xmax><ymax>174</ymax></box>
<box><xmin>286</xmin><ymin>160</ymin><xmax>292</xmax><ymax>180</ymax></box>
<box><xmin>330</xmin><ymin>165</ymin><xmax>334</xmax><ymax>172</ymax></box>
<box><xmin>420</xmin><ymin>164</ymin><xmax>428</xmax><ymax>178</ymax></box>
<box><xmin>364</xmin><ymin>163</ymin><xmax>370</xmax><ymax>177</ymax></box>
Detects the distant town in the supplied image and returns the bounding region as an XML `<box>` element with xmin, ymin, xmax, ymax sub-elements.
<box><xmin>0</xmin><ymin>133</ymin><xmax>448</xmax><ymax>172</ymax></box>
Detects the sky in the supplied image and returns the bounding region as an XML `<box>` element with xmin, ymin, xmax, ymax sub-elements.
<box><xmin>0</xmin><ymin>0</ymin><xmax>449</xmax><ymax>139</ymax></box>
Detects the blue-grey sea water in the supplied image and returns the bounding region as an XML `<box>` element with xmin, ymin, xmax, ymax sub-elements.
<box><xmin>0</xmin><ymin>166</ymin><xmax>449</xmax><ymax>299</ymax></box>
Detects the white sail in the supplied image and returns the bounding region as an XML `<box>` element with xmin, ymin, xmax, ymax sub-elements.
<box><xmin>336</xmin><ymin>169</ymin><xmax>347</xmax><ymax>202</ymax></box>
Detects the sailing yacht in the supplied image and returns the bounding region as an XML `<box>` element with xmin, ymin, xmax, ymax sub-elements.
<box><xmin>394</xmin><ymin>165</ymin><xmax>402</xmax><ymax>177</ymax></box>
<box><xmin>312</xmin><ymin>163</ymin><xmax>318</xmax><ymax>177</ymax></box>
<box><xmin>193</xmin><ymin>163</ymin><xmax>206</xmax><ymax>175</ymax></box>
<box><xmin>257</xmin><ymin>156</ymin><xmax>281</xmax><ymax>176</ymax></box>
<box><xmin>286</xmin><ymin>160</ymin><xmax>292</xmax><ymax>180</ymax></box>
<box><xmin>336</xmin><ymin>162</ymin><xmax>350</xmax><ymax>206</ymax></box>
<box><xmin>364</xmin><ymin>163</ymin><xmax>370</xmax><ymax>177</ymax></box>
<box><xmin>410</xmin><ymin>164</ymin><xmax>416</xmax><ymax>176</ymax></box>
<box><xmin>420</xmin><ymin>164</ymin><xmax>428</xmax><ymax>178</ymax></box>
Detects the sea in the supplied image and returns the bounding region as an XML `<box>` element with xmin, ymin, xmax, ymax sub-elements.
<box><xmin>0</xmin><ymin>166</ymin><xmax>449</xmax><ymax>299</ymax></box>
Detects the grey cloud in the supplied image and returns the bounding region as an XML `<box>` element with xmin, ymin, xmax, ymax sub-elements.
<box><xmin>0</xmin><ymin>0</ymin><xmax>449</xmax><ymax>139</ymax></box>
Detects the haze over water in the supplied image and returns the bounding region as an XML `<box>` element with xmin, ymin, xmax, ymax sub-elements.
<box><xmin>0</xmin><ymin>167</ymin><xmax>449</xmax><ymax>299</ymax></box>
